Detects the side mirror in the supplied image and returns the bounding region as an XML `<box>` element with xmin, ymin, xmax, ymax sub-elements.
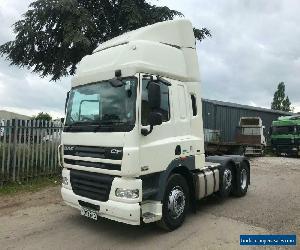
<box><xmin>149</xmin><ymin>112</ymin><xmax>162</xmax><ymax>126</ymax></box>
<box><xmin>141</xmin><ymin>112</ymin><xmax>163</xmax><ymax>136</ymax></box>
<box><xmin>148</xmin><ymin>81</ymin><xmax>161</xmax><ymax>109</ymax></box>
<box><xmin>60</xmin><ymin>118</ymin><xmax>65</xmax><ymax>124</ymax></box>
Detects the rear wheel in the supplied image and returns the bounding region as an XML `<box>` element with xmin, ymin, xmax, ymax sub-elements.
<box><xmin>218</xmin><ymin>165</ymin><xmax>233</xmax><ymax>198</ymax></box>
<box><xmin>158</xmin><ymin>174</ymin><xmax>189</xmax><ymax>231</ymax></box>
<box><xmin>232</xmin><ymin>162</ymin><xmax>249</xmax><ymax>197</ymax></box>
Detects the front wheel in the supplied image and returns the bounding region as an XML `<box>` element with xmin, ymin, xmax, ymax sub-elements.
<box><xmin>157</xmin><ymin>174</ymin><xmax>189</xmax><ymax>231</ymax></box>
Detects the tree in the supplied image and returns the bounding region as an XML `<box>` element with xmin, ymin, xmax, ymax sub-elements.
<box><xmin>271</xmin><ymin>82</ymin><xmax>293</xmax><ymax>112</ymax></box>
<box><xmin>0</xmin><ymin>0</ymin><xmax>211</xmax><ymax>81</ymax></box>
<box><xmin>32</xmin><ymin>112</ymin><xmax>52</xmax><ymax>121</ymax></box>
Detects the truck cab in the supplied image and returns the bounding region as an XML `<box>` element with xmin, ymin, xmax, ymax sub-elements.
<box><xmin>60</xmin><ymin>19</ymin><xmax>250</xmax><ymax>230</ymax></box>
<box><xmin>271</xmin><ymin>115</ymin><xmax>300</xmax><ymax>157</ymax></box>
<box><xmin>236</xmin><ymin>117</ymin><xmax>266</xmax><ymax>155</ymax></box>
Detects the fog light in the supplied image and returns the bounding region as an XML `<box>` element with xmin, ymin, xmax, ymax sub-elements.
<box><xmin>115</xmin><ymin>188</ymin><xmax>139</xmax><ymax>199</ymax></box>
<box><xmin>62</xmin><ymin>176</ymin><xmax>69</xmax><ymax>186</ymax></box>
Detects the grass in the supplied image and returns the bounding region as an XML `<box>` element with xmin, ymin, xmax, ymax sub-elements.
<box><xmin>0</xmin><ymin>175</ymin><xmax>61</xmax><ymax>196</ymax></box>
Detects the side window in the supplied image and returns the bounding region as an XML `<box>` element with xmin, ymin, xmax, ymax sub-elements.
<box><xmin>191</xmin><ymin>94</ymin><xmax>197</xmax><ymax>116</ymax></box>
<box><xmin>141</xmin><ymin>79</ymin><xmax>170</xmax><ymax>126</ymax></box>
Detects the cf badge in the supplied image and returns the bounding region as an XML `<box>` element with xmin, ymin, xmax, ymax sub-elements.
<box><xmin>111</xmin><ymin>149</ymin><xmax>122</xmax><ymax>154</ymax></box>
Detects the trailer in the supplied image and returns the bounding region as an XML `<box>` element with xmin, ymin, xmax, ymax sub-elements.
<box><xmin>205</xmin><ymin>117</ymin><xmax>266</xmax><ymax>156</ymax></box>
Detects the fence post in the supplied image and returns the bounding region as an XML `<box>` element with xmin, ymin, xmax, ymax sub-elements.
<box><xmin>11</xmin><ymin>119</ymin><xmax>18</xmax><ymax>182</ymax></box>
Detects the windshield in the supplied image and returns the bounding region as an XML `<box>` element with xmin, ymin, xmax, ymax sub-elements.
<box><xmin>272</xmin><ymin>126</ymin><xmax>295</xmax><ymax>135</ymax></box>
<box><xmin>65</xmin><ymin>77</ymin><xmax>137</xmax><ymax>132</ymax></box>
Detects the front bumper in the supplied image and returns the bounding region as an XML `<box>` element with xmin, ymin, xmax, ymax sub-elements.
<box><xmin>272</xmin><ymin>145</ymin><xmax>299</xmax><ymax>156</ymax></box>
<box><xmin>61</xmin><ymin>187</ymin><xmax>141</xmax><ymax>225</ymax></box>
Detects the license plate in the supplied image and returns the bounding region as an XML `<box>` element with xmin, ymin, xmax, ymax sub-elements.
<box><xmin>80</xmin><ymin>207</ymin><xmax>98</xmax><ymax>220</ymax></box>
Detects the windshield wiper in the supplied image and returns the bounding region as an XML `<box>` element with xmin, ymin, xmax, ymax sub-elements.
<box><xmin>100</xmin><ymin>120</ymin><xmax>128</xmax><ymax>125</ymax></box>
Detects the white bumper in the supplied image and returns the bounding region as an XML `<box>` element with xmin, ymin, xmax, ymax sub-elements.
<box><xmin>61</xmin><ymin>187</ymin><xmax>141</xmax><ymax>225</ymax></box>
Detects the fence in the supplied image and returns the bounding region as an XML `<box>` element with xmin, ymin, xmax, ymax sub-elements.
<box><xmin>0</xmin><ymin>119</ymin><xmax>63</xmax><ymax>185</ymax></box>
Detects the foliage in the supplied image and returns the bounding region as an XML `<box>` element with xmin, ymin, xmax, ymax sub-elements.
<box><xmin>32</xmin><ymin>112</ymin><xmax>52</xmax><ymax>121</ymax></box>
<box><xmin>0</xmin><ymin>0</ymin><xmax>211</xmax><ymax>81</ymax></box>
<box><xmin>271</xmin><ymin>82</ymin><xmax>293</xmax><ymax>112</ymax></box>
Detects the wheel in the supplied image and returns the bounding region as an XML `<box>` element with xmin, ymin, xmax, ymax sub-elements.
<box><xmin>232</xmin><ymin>162</ymin><xmax>249</xmax><ymax>197</ymax></box>
<box><xmin>218</xmin><ymin>164</ymin><xmax>233</xmax><ymax>198</ymax></box>
<box><xmin>157</xmin><ymin>174</ymin><xmax>189</xmax><ymax>231</ymax></box>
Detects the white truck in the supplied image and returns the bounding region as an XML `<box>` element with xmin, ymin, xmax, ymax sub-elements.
<box><xmin>59</xmin><ymin>19</ymin><xmax>250</xmax><ymax>230</ymax></box>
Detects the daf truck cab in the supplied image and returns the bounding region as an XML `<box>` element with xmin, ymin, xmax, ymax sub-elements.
<box><xmin>60</xmin><ymin>19</ymin><xmax>250</xmax><ymax>230</ymax></box>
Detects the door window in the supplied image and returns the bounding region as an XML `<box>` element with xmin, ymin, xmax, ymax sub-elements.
<box><xmin>141</xmin><ymin>78</ymin><xmax>170</xmax><ymax>126</ymax></box>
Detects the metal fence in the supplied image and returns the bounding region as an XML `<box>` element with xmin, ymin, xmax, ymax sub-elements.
<box><xmin>0</xmin><ymin>119</ymin><xmax>63</xmax><ymax>185</ymax></box>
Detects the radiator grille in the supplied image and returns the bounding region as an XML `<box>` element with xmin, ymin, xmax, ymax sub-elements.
<box><xmin>64</xmin><ymin>159</ymin><xmax>121</xmax><ymax>171</ymax></box>
<box><xmin>64</xmin><ymin>145</ymin><xmax>123</xmax><ymax>160</ymax></box>
<box><xmin>70</xmin><ymin>170</ymin><xmax>114</xmax><ymax>202</ymax></box>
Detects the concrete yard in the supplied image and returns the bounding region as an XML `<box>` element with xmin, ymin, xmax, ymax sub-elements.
<box><xmin>0</xmin><ymin>157</ymin><xmax>299</xmax><ymax>250</ymax></box>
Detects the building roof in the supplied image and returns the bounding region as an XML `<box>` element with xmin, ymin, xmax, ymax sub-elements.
<box><xmin>0</xmin><ymin>110</ymin><xmax>31</xmax><ymax>120</ymax></box>
<box><xmin>202</xmin><ymin>99</ymin><xmax>293</xmax><ymax>116</ymax></box>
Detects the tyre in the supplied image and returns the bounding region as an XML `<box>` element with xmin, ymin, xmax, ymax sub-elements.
<box><xmin>232</xmin><ymin>162</ymin><xmax>249</xmax><ymax>197</ymax></box>
<box><xmin>157</xmin><ymin>174</ymin><xmax>189</xmax><ymax>231</ymax></box>
<box><xmin>218</xmin><ymin>164</ymin><xmax>233</xmax><ymax>198</ymax></box>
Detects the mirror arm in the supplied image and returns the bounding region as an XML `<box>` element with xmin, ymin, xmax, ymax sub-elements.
<box><xmin>141</xmin><ymin>125</ymin><xmax>153</xmax><ymax>136</ymax></box>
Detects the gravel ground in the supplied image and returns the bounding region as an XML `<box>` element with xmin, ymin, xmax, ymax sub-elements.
<box><xmin>0</xmin><ymin>157</ymin><xmax>299</xmax><ymax>250</ymax></box>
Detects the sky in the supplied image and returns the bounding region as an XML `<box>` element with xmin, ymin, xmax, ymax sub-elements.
<box><xmin>0</xmin><ymin>0</ymin><xmax>299</xmax><ymax>119</ymax></box>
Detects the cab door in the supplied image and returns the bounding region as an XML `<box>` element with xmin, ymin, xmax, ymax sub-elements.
<box><xmin>139</xmin><ymin>75</ymin><xmax>177</xmax><ymax>175</ymax></box>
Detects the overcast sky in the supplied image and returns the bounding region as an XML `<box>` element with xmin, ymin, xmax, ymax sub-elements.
<box><xmin>0</xmin><ymin>0</ymin><xmax>299</xmax><ymax>119</ymax></box>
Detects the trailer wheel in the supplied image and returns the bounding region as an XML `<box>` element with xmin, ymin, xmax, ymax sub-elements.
<box><xmin>232</xmin><ymin>163</ymin><xmax>249</xmax><ymax>197</ymax></box>
<box><xmin>157</xmin><ymin>174</ymin><xmax>189</xmax><ymax>231</ymax></box>
<box><xmin>218</xmin><ymin>164</ymin><xmax>233</xmax><ymax>198</ymax></box>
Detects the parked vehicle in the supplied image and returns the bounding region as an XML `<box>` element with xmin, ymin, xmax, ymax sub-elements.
<box><xmin>205</xmin><ymin>117</ymin><xmax>266</xmax><ymax>156</ymax></box>
<box><xmin>0</xmin><ymin>120</ymin><xmax>4</xmax><ymax>137</ymax></box>
<box><xmin>271</xmin><ymin>115</ymin><xmax>300</xmax><ymax>157</ymax></box>
<box><xmin>59</xmin><ymin>19</ymin><xmax>250</xmax><ymax>230</ymax></box>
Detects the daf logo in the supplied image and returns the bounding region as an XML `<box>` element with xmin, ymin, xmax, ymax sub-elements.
<box><xmin>110</xmin><ymin>149</ymin><xmax>122</xmax><ymax>154</ymax></box>
<box><xmin>64</xmin><ymin>146</ymin><xmax>74</xmax><ymax>151</ymax></box>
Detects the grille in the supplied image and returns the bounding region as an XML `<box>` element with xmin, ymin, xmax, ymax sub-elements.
<box><xmin>64</xmin><ymin>145</ymin><xmax>123</xmax><ymax>160</ymax></box>
<box><xmin>278</xmin><ymin>145</ymin><xmax>294</xmax><ymax>151</ymax></box>
<box><xmin>70</xmin><ymin>170</ymin><xmax>114</xmax><ymax>202</ymax></box>
<box><xmin>274</xmin><ymin>138</ymin><xmax>293</xmax><ymax>145</ymax></box>
<box><xmin>64</xmin><ymin>159</ymin><xmax>121</xmax><ymax>171</ymax></box>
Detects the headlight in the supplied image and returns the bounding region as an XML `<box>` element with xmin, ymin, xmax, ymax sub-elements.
<box><xmin>62</xmin><ymin>176</ymin><xmax>69</xmax><ymax>186</ymax></box>
<box><xmin>115</xmin><ymin>188</ymin><xmax>139</xmax><ymax>199</ymax></box>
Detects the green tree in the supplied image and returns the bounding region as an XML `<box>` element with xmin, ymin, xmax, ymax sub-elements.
<box><xmin>0</xmin><ymin>0</ymin><xmax>211</xmax><ymax>81</ymax></box>
<box><xmin>33</xmin><ymin>112</ymin><xmax>52</xmax><ymax>121</ymax></box>
<box><xmin>271</xmin><ymin>82</ymin><xmax>293</xmax><ymax>112</ymax></box>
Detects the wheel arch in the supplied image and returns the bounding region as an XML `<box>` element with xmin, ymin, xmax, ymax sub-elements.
<box><xmin>155</xmin><ymin>157</ymin><xmax>196</xmax><ymax>207</ymax></box>
<box><xmin>206</xmin><ymin>155</ymin><xmax>251</xmax><ymax>186</ymax></box>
